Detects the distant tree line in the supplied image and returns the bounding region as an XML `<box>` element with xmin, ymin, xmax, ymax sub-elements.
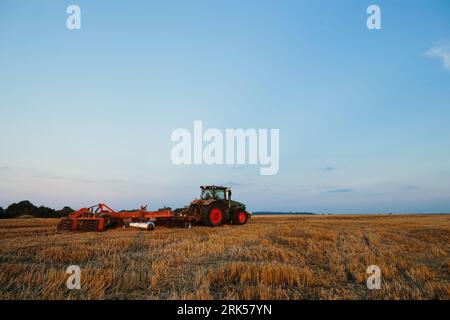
<box><xmin>0</xmin><ymin>201</ymin><xmax>74</xmax><ymax>219</ymax></box>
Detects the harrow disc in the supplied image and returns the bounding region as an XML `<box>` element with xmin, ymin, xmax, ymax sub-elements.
<box><xmin>78</xmin><ymin>219</ymin><xmax>101</xmax><ymax>232</ymax></box>
<box><xmin>155</xmin><ymin>218</ymin><xmax>191</xmax><ymax>228</ymax></box>
<box><xmin>57</xmin><ymin>218</ymin><xmax>74</xmax><ymax>231</ymax></box>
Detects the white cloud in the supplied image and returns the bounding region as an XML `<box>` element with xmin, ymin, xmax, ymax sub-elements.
<box><xmin>425</xmin><ymin>43</ymin><xmax>450</xmax><ymax>71</ymax></box>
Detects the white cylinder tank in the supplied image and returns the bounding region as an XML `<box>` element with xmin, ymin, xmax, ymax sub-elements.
<box><xmin>129</xmin><ymin>221</ymin><xmax>155</xmax><ymax>231</ymax></box>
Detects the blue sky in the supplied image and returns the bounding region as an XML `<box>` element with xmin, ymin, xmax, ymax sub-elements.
<box><xmin>1</xmin><ymin>0</ymin><xmax>449</xmax><ymax>213</ymax></box>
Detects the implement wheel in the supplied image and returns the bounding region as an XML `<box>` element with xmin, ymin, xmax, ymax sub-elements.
<box><xmin>100</xmin><ymin>214</ymin><xmax>113</xmax><ymax>229</ymax></box>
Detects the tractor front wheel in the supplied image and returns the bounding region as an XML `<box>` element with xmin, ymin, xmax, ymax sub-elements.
<box><xmin>233</xmin><ymin>211</ymin><xmax>248</xmax><ymax>225</ymax></box>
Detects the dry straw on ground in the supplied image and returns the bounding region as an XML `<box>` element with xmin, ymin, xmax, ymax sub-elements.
<box><xmin>0</xmin><ymin>214</ymin><xmax>448</xmax><ymax>299</ymax></box>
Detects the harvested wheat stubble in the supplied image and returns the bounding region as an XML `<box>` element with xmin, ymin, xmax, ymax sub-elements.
<box><xmin>0</xmin><ymin>214</ymin><xmax>449</xmax><ymax>299</ymax></box>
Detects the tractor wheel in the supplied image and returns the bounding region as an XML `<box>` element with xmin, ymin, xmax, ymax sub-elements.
<box><xmin>233</xmin><ymin>211</ymin><xmax>248</xmax><ymax>225</ymax></box>
<box><xmin>202</xmin><ymin>203</ymin><xmax>226</xmax><ymax>227</ymax></box>
<box><xmin>101</xmin><ymin>214</ymin><xmax>113</xmax><ymax>229</ymax></box>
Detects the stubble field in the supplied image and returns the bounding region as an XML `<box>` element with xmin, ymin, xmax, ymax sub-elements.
<box><xmin>0</xmin><ymin>214</ymin><xmax>449</xmax><ymax>300</ymax></box>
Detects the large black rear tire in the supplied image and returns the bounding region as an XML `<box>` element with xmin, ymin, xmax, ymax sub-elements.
<box><xmin>202</xmin><ymin>203</ymin><xmax>226</xmax><ymax>227</ymax></box>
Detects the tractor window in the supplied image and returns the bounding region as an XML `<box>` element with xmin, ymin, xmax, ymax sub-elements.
<box><xmin>215</xmin><ymin>190</ymin><xmax>225</xmax><ymax>200</ymax></box>
<box><xmin>201</xmin><ymin>190</ymin><xmax>213</xmax><ymax>200</ymax></box>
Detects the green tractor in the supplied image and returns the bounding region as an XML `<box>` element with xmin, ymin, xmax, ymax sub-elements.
<box><xmin>181</xmin><ymin>185</ymin><xmax>250</xmax><ymax>227</ymax></box>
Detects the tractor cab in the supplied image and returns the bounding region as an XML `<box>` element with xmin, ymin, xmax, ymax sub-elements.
<box><xmin>200</xmin><ymin>185</ymin><xmax>230</xmax><ymax>201</ymax></box>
